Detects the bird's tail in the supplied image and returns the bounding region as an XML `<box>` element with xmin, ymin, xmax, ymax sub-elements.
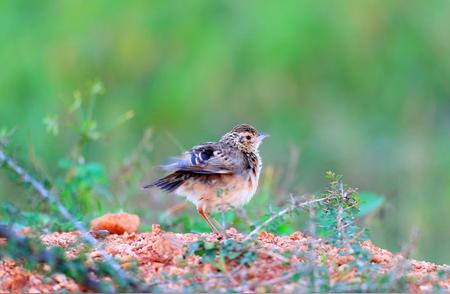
<box><xmin>143</xmin><ymin>171</ymin><xmax>187</xmax><ymax>192</ymax></box>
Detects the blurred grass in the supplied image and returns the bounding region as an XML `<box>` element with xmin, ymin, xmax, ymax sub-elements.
<box><xmin>1</xmin><ymin>0</ymin><xmax>450</xmax><ymax>263</ymax></box>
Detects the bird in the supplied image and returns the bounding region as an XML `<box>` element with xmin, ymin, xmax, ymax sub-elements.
<box><xmin>143</xmin><ymin>124</ymin><xmax>269</xmax><ymax>235</ymax></box>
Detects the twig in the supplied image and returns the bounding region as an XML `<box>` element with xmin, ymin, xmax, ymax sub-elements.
<box><xmin>336</xmin><ymin>182</ymin><xmax>345</xmax><ymax>239</ymax></box>
<box><xmin>0</xmin><ymin>149</ymin><xmax>146</xmax><ymax>291</ymax></box>
<box><xmin>260</xmin><ymin>272</ymin><xmax>295</xmax><ymax>286</ymax></box>
<box><xmin>245</xmin><ymin>195</ymin><xmax>332</xmax><ymax>240</ymax></box>
<box><xmin>258</xmin><ymin>248</ymin><xmax>290</xmax><ymax>263</ymax></box>
<box><xmin>161</xmin><ymin>202</ymin><xmax>188</xmax><ymax>218</ymax></box>
<box><xmin>400</xmin><ymin>228</ymin><xmax>420</xmax><ymax>259</ymax></box>
<box><xmin>165</xmin><ymin>130</ymin><xmax>186</xmax><ymax>153</ymax></box>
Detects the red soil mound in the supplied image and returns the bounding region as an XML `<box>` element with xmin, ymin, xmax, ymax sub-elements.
<box><xmin>0</xmin><ymin>226</ymin><xmax>448</xmax><ymax>293</ymax></box>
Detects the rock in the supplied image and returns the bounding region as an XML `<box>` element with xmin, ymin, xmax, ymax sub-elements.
<box><xmin>90</xmin><ymin>212</ymin><xmax>140</xmax><ymax>234</ymax></box>
<box><xmin>151</xmin><ymin>224</ymin><xmax>161</xmax><ymax>234</ymax></box>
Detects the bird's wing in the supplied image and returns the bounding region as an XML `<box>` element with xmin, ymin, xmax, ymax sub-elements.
<box><xmin>161</xmin><ymin>142</ymin><xmax>239</xmax><ymax>174</ymax></box>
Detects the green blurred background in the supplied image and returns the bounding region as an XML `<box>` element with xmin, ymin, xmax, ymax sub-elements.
<box><xmin>1</xmin><ymin>1</ymin><xmax>449</xmax><ymax>263</ymax></box>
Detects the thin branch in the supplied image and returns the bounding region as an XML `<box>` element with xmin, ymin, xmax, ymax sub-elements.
<box><xmin>0</xmin><ymin>149</ymin><xmax>146</xmax><ymax>291</ymax></box>
<box><xmin>260</xmin><ymin>271</ymin><xmax>295</xmax><ymax>286</ymax></box>
<box><xmin>245</xmin><ymin>195</ymin><xmax>332</xmax><ymax>240</ymax></box>
<box><xmin>400</xmin><ymin>228</ymin><xmax>420</xmax><ymax>259</ymax></box>
<box><xmin>258</xmin><ymin>248</ymin><xmax>290</xmax><ymax>263</ymax></box>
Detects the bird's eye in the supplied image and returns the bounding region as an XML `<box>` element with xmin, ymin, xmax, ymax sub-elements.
<box><xmin>246</xmin><ymin>135</ymin><xmax>251</xmax><ymax>140</ymax></box>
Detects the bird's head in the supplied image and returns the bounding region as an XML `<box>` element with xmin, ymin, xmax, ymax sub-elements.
<box><xmin>222</xmin><ymin>124</ymin><xmax>269</xmax><ymax>152</ymax></box>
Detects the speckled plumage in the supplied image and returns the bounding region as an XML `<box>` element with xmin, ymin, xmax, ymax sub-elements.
<box><xmin>144</xmin><ymin>124</ymin><xmax>269</xmax><ymax>234</ymax></box>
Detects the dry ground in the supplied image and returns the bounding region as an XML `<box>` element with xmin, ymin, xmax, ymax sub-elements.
<box><xmin>0</xmin><ymin>225</ymin><xmax>449</xmax><ymax>293</ymax></box>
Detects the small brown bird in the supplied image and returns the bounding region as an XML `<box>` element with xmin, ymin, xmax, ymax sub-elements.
<box><xmin>144</xmin><ymin>124</ymin><xmax>269</xmax><ymax>234</ymax></box>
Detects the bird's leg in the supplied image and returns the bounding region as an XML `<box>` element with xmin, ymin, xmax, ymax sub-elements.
<box><xmin>197</xmin><ymin>208</ymin><xmax>220</xmax><ymax>235</ymax></box>
<box><xmin>205</xmin><ymin>211</ymin><xmax>228</xmax><ymax>238</ymax></box>
<box><xmin>209</xmin><ymin>214</ymin><xmax>224</xmax><ymax>233</ymax></box>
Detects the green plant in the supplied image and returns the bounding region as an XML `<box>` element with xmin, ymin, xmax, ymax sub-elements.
<box><xmin>316</xmin><ymin>171</ymin><xmax>366</xmax><ymax>241</ymax></box>
<box><xmin>186</xmin><ymin>238</ymin><xmax>257</xmax><ymax>270</ymax></box>
<box><xmin>43</xmin><ymin>82</ymin><xmax>115</xmax><ymax>218</ymax></box>
<box><xmin>1</xmin><ymin>82</ymin><xmax>140</xmax><ymax>229</ymax></box>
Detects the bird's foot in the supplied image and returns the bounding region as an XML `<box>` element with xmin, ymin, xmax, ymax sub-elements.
<box><xmin>213</xmin><ymin>229</ymin><xmax>229</xmax><ymax>240</ymax></box>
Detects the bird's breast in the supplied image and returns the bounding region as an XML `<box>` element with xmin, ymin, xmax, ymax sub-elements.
<box><xmin>175</xmin><ymin>172</ymin><xmax>260</xmax><ymax>211</ymax></box>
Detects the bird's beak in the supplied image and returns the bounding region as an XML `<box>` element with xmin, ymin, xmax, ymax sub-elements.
<box><xmin>257</xmin><ymin>132</ymin><xmax>270</xmax><ymax>142</ymax></box>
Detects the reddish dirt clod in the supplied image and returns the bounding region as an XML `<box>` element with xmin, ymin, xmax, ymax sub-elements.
<box><xmin>151</xmin><ymin>223</ymin><xmax>161</xmax><ymax>234</ymax></box>
<box><xmin>90</xmin><ymin>212</ymin><xmax>140</xmax><ymax>234</ymax></box>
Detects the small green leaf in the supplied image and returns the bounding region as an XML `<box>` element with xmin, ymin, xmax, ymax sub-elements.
<box><xmin>70</xmin><ymin>91</ymin><xmax>82</xmax><ymax>112</ymax></box>
<box><xmin>91</xmin><ymin>81</ymin><xmax>105</xmax><ymax>96</ymax></box>
<box><xmin>204</xmin><ymin>241</ymin><xmax>218</xmax><ymax>250</ymax></box>
<box><xmin>203</xmin><ymin>249</ymin><xmax>216</xmax><ymax>263</ymax></box>
<box><xmin>291</xmin><ymin>272</ymin><xmax>301</xmax><ymax>282</ymax></box>
<box><xmin>43</xmin><ymin>115</ymin><xmax>59</xmax><ymax>136</ymax></box>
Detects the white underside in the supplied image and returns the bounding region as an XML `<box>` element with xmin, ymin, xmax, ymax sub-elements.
<box><xmin>175</xmin><ymin>174</ymin><xmax>259</xmax><ymax>212</ymax></box>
